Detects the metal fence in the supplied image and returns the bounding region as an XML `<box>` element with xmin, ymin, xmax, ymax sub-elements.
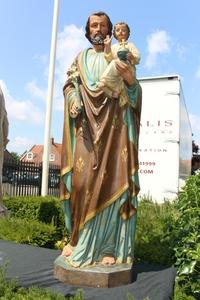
<box><xmin>2</xmin><ymin>160</ymin><xmax>60</xmax><ymax>197</ymax></box>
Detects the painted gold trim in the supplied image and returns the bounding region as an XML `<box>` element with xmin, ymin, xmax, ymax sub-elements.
<box><xmin>61</xmin><ymin>165</ymin><xmax>72</xmax><ymax>176</ymax></box>
<box><xmin>121</xmin><ymin>208</ymin><xmax>137</xmax><ymax>221</ymax></box>
<box><xmin>65</xmin><ymin>99</ymin><xmax>73</xmax><ymax>167</ymax></box>
<box><xmin>61</xmin><ymin>86</ymin><xmax>75</xmax><ymax>178</ymax></box>
<box><xmin>61</xmin><ymin>192</ymin><xmax>70</xmax><ymax>200</ymax></box>
<box><xmin>79</xmin><ymin>183</ymin><xmax>129</xmax><ymax>230</ymax></box>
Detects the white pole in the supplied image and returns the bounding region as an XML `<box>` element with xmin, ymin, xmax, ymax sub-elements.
<box><xmin>41</xmin><ymin>0</ymin><xmax>59</xmax><ymax>196</ymax></box>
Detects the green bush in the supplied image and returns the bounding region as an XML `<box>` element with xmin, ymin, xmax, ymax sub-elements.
<box><xmin>136</xmin><ymin>172</ymin><xmax>200</xmax><ymax>299</ymax></box>
<box><xmin>4</xmin><ymin>196</ymin><xmax>66</xmax><ymax>240</ymax></box>
<box><xmin>4</xmin><ymin>196</ymin><xmax>65</xmax><ymax>228</ymax></box>
<box><xmin>173</xmin><ymin>173</ymin><xmax>200</xmax><ymax>298</ymax></box>
<box><xmin>1</xmin><ymin>184</ymin><xmax>199</xmax><ymax>299</ymax></box>
<box><xmin>0</xmin><ymin>265</ymin><xmax>83</xmax><ymax>299</ymax></box>
<box><xmin>173</xmin><ymin>281</ymin><xmax>196</xmax><ymax>300</ymax></box>
<box><xmin>2</xmin><ymin>196</ymin><xmax>71</xmax><ymax>249</ymax></box>
<box><xmin>0</xmin><ymin>217</ymin><xmax>58</xmax><ymax>248</ymax></box>
<box><xmin>135</xmin><ymin>198</ymin><xmax>176</xmax><ymax>266</ymax></box>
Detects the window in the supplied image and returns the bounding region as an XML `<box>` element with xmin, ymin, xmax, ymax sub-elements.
<box><xmin>49</xmin><ymin>153</ymin><xmax>55</xmax><ymax>161</ymax></box>
<box><xmin>27</xmin><ymin>152</ymin><xmax>33</xmax><ymax>160</ymax></box>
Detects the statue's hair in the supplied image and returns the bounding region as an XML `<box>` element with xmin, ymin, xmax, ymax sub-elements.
<box><xmin>113</xmin><ymin>22</ymin><xmax>131</xmax><ymax>40</ymax></box>
<box><xmin>85</xmin><ymin>11</ymin><xmax>113</xmax><ymax>43</ymax></box>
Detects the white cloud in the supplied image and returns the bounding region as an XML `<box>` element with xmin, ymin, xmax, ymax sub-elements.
<box><xmin>0</xmin><ymin>79</ymin><xmax>43</xmax><ymax>124</ymax></box>
<box><xmin>26</xmin><ymin>80</ymin><xmax>47</xmax><ymax>101</ymax></box>
<box><xmin>27</xmin><ymin>25</ymin><xmax>89</xmax><ymax>112</ymax></box>
<box><xmin>145</xmin><ymin>30</ymin><xmax>171</xmax><ymax>69</ymax></box>
<box><xmin>46</xmin><ymin>24</ymin><xmax>89</xmax><ymax>111</ymax></box>
<box><xmin>9</xmin><ymin>136</ymin><xmax>33</xmax><ymax>153</ymax></box>
<box><xmin>9</xmin><ymin>100</ymin><xmax>43</xmax><ymax>123</ymax></box>
<box><xmin>56</xmin><ymin>24</ymin><xmax>89</xmax><ymax>85</ymax></box>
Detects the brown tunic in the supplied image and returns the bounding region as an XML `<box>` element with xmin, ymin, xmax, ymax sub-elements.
<box><xmin>60</xmin><ymin>53</ymin><xmax>142</xmax><ymax>246</ymax></box>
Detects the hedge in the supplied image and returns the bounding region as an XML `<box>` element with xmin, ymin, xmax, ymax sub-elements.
<box><xmin>0</xmin><ymin>217</ymin><xmax>58</xmax><ymax>248</ymax></box>
<box><xmin>3</xmin><ymin>196</ymin><xmax>64</xmax><ymax>228</ymax></box>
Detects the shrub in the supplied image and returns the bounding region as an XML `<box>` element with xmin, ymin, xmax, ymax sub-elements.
<box><xmin>173</xmin><ymin>281</ymin><xmax>196</xmax><ymax>300</ymax></box>
<box><xmin>0</xmin><ymin>264</ymin><xmax>17</xmax><ymax>298</ymax></box>
<box><xmin>0</xmin><ymin>265</ymin><xmax>83</xmax><ymax>299</ymax></box>
<box><xmin>173</xmin><ymin>173</ymin><xmax>200</xmax><ymax>299</ymax></box>
<box><xmin>0</xmin><ymin>218</ymin><xmax>58</xmax><ymax>248</ymax></box>
<box><xmin>4</xmin><ymin>196</ymin><xmax>64</xmax><ymax>227</ymax></box>
<box><xmin>135</xmin><ymin>198</ymin><xmax>176</xmax><ymax>266</ymax></box>
<box><xmin>4</xmin><ymin>196</ymin><xmax>66</xmax><ymax>239</ymax></box>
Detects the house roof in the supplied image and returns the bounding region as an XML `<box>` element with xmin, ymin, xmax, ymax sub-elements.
<box><xmin>20</xmin><ymin>139</ymin><xmax>62</xmax><ymax>166</ymax></box>
<box><xmin>3</xmin><ymin>149</ymin><xmax>15</xmax><ymax>162</ymax></box>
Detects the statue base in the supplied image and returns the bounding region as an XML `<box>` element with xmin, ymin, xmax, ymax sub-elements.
<box><xmin>54</xmin><ymin>255</ymin><xmax>133</xmax><ymax>288</ymax></box>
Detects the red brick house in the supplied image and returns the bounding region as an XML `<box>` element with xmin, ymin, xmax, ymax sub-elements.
<box><xmin>3</xmin><ymin>149</ymin><xmax>15</xmax><ymax>162</ymax></box>
<box><xmin>20</xmin><ymin>138</ymin><xmax>61</xmax><ymax>167</ymax></box>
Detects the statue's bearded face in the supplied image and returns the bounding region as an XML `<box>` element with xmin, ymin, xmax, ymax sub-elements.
<box><xmin>89</xmin><ymin>15</ymin><xmax>109</xmax><ymax>45</ymax></box>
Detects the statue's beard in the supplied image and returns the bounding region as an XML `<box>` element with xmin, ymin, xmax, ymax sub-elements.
<box><xmin>90</xmin><ymin>34</ymin><xmax>104</xmax><ymax>45</ymax></box>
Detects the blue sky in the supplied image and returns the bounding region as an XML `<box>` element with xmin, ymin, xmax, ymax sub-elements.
<box><xmin>1</xmin><ymin>0</ymin><xmax>200</xmax><ymax>154</ymax></box>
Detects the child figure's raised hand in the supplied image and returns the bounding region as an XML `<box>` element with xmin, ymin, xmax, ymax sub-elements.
<box><xmin>104</xmin><ymin>35</ymin><xmax>112</xmax><ymax>54</ymax></box>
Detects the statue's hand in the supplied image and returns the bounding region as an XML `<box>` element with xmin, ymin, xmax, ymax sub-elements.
<box><xmin>104</xmin><ymin>35</ymin><xmax>112</xmax><ymax>46</ymax></box>
<box><xmin>115</xmin><ymin>60</ymin><xmax>136</xmax><ymax>86</ymax></box>
<box><xmin>104</xmin><ymin>35</ymin><xmax>112</xmax><ymax>54</ymax></box>
<box><xmin>70</xmin><ymin>98</ymin><xmax>80</xmax><ymax>118</ymax></box>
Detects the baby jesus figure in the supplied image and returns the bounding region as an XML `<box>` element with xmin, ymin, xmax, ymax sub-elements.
<box><xmin>97</xmin><ymin>22</ymin><xmax>140</xmax><ymax>106</ymax></box>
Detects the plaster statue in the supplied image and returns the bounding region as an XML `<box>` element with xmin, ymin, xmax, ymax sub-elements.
<box><xmin>60</xmin><ymin>11</ymin><xmax>142</xmax><ymax>268</ymax></box>
<box><xmin>0</xmin><ymin>85</ymin><xmax>9</xmax><ymax>216</ymax></box>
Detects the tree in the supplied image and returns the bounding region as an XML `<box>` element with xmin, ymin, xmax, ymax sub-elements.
<box><xmin>192</xmin><ymin>140</ymin><xmax>199</xmax><ymax>154</ymax></box>
<box><xmin>192</xmin><ymin>141</ymin><xmax>200</xmax><ymax>174</ymax></box>
<box><xmin>10</xmin><ymin>152</ymin><xmax>20</xmax><ymax>161</ymax></box>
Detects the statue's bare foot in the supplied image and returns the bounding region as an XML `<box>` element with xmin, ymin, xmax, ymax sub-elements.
<box><xmin>101</xmin><ymin>256</ymin><xmax>116</xmax><ymax>265</ymax></box>
<box><xmin>61</xmin><ymin>244</ymin><xmax>74</xmax><ymax>257</ymax></box>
